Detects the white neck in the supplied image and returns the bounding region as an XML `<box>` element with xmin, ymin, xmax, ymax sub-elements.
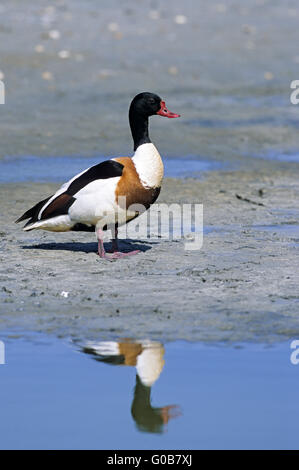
<box><xmin>132</xmin><ymin>143</ymin><xmax>164</xmax><ymax>189</ymax></box>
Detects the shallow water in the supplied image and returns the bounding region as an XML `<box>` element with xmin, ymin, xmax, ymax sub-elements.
<box><xmin>0</xmin><ymin>155</ymin><xmax>221</xmax><ymax>183</ymax></box>
<box><xmin>0</xmin><ymin>334</ymin><xmax>298</xmax><ymax>450</ymax></box>
<box><xmin>250</xmin><ymin>152</ymin><xmax>299</xmax><ymax>164</ymax></box>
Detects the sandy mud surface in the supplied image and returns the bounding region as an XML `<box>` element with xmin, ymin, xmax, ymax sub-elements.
<box><xmin>1</xmin><ymin>167</ymin><xmax>299</xmax><ymax>343</ymax></box>
<box><xmin>1</xmin><ymin>0</ymin><xmax>299</xmax><ymax>162</ymax></box>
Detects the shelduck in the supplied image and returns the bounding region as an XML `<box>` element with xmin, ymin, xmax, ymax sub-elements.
<box><xmin>83</xmin><ymin>339</ymin><xmax>181</xmax><ymax>432</ymax></box>
<box><xmin>16</xmin><ymin>92</ymin><xmax>180</xmax><ymax>259</ymax></box>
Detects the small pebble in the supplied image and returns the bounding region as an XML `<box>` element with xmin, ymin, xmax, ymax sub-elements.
<box><xmin>168</xmin><ymin>66</ymin><xmax>178</xmax><ymax>75</ymax></box>
<box><xmin>35</xmin><ymin>44</ymin><xmax>45</xmax><ymax>53</ymax></box>
<box><xmin>264</xmin><ymin>71</ymin><xmax>274</xmax><ymax>80</ymax></box>
<box><xmin>174</xmin><ymin>15</ymin><xmax>187</xmax><ymax>24</ymax></box>
<box><xmin>42</xmin><ymin>71</ymin><xmax>53</xmax><ymax>81</ymax></box>
<box><xmin>113</xmin><ymin>31</ymin><xmax>123</xmax><ymax>40</ymax></box>
<box><xmin>60</xmin><ymin>291</ymin><xmax>69</xmax><ymax>298</ymax></box>
<box><xmin>48</xmin><ymin>29</ymin><xmax>61</xmax><ymax>40</ymax></box>
<box><xmin>58</xmin><ymin>50</ymin><xmax>70</xmax><ymax>59</ymax></box>
<box><xmin>107</xmin><ymin>22</ymin><xmax>119</xmax><ymax>32</ymax></box>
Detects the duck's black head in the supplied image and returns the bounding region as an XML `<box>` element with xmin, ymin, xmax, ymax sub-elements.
<box><xmin>129</xmin><ymin>92</ymin><xmax>180</xmax><ymax>150</ymax></box>
<box><xmin>129</xmin><ymin>92</ymin><xmax>180</xmax><ymax>118</ymax></box>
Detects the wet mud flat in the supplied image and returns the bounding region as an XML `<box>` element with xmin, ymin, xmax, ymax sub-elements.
<box><xmin>1</xmin><ymin>0</ymin><xmax>299</xmax><ymax>161</ymax></box>
<box><xmin>0</xmin><ymin>167</ymin><xmax>299</xmax><ymax>343</ymax></box>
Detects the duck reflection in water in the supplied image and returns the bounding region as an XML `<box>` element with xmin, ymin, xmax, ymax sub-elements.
<box><xmin>83</xmin><ymin>340</ymin><xmax>181</xmax><ymax>434</ymax></box>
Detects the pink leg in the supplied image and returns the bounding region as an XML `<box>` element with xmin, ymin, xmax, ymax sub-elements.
<box><xmin>97</xmin><ymin>227</ymin><xmax>140</xmax><ymax>260</ymax></box>
<box><xmin>97</xmin><ymin>228</ymin><xmax>111</xmax><ymax>260</ymax></box>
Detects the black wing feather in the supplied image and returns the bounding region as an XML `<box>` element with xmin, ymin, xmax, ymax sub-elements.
<box><xmin>67</xmin><ymin>159</ymin><xmax>124</xmax><ymax>196</ymax></box>
<box><xmin>15</xmin><ymin>195</ymin><xmax>53</xmax><ymax>223</ymax></box>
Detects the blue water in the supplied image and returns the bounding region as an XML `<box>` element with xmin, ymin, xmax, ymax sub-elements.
<box><xmin>0</xmin><ymin>155</ymin><xmax>220</xmax><ymax>184</ymax></box>
<box><xmin>0</xmin><ymin>335</ymin><xmax>298</xmax><ymax>450</ymax></box>
<box><xmin>251</xmin><ymin>152</ymin><xmax>299</xmax><ymax>163</ymax></box>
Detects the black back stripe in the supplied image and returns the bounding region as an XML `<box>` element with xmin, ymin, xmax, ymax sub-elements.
<box><xmin>66</xmin><ymin>160</ymin><xmax>124</xmax><ymax>196</ymax></box>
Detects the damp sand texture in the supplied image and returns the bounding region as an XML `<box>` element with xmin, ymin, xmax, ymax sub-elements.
<box><xmin>1</xmin><ymin>167</ymin><xmax>299</xmax><ymax>343</ymax></box>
